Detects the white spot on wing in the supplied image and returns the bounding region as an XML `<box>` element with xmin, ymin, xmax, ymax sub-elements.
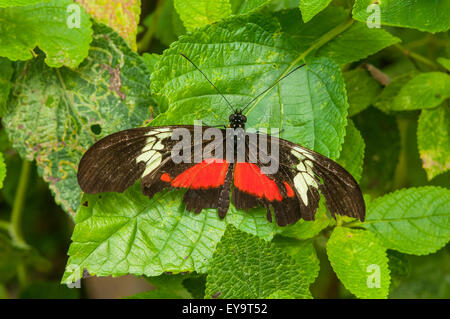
<box><xmin>142</xmin><ymin>155</ymin><xmax>162</xmax><ymax>177</ymax></box>
<box><xmin>293</xmin><ymin>173</ymin><xmax>309</xmax><ymax>206</ymax></box>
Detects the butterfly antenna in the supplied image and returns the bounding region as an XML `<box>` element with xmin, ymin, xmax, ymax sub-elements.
<box><xmin>241</xmin><ymin>63</ymin><xmax>307</xmax><ymax>113</ymax></box>
<box><xmin>180</xmin><ymin>53</ymin><xmax>235</xmax><ymax>112</ymax></box>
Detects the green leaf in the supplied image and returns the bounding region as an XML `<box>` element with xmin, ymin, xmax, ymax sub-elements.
<box><xmin>280</xmin><ymin>199</ymin><xmax>330</xmax><ymax>239</ymax></box>
<box><xmin>0</xmin><ymin>233</ymin><xmax>50</xmax><ymax>283</ymax></box>
<box><xmin>205</xmin><ymin>226</ymin><xmax>313</xmax><ymax>298</ymax></box>
<box><xmin>141</xmin><ymin>53</ymin><xmax>161</xmax><ymax>75</ymax></box>
<box><xmin>2</xmin><ymin>23</ymin><xmax>152</xmax><ymax>215</ymax></box>
<box><xmin>0</xmin><ymin>152</ymin><xmax>5</xmax><ymax>189</ymax></box>
<box><xmin>62</xmin><ymin>186</ymin><xmax>227</xmax><ymax>284</ymax></box>
<box><xmin>390</xmin><ymin>246</ymin><xmax>450</xmax><ymax>298</ymax></box>
<box><xmin>273</xmin><ymin>236</ymin><xmax>320</xmax><ymax>285</ymax></box>
<box><xmin>174</xmin><ymin>0</ymin><xmax>232</xmax><ymax>31</ymax></box>
<box><xmin>151</xmin><ymin>13</ymin><xmax>349</xmax><ymax>159</ymax></box>
<box><xmin>437</xmin><ymin>57</ymin><xmax>450</xmax><ymax>71</ymax></box>
<box><xmin>353</xmin><ymin>107</ymin><xmax>400</xmax><ymax>195</ymax></box>
<box><xmin>373</xmin><ymin>73</ymin><xmax>416</xmax><ymax>113</ymax></box>
<box><xmin>365</xmin><ymin>187</ymin><xmax>450</xmax><ymax>255</ymax></box>
<box><xmin>182</xmin><ymin>274</ymin><xmax>207</xmax><ymax>299</ymax></box>
<box><xmin>336</xmin><ymin>120</ymin><xmax>365</xmax><ymax>182</ymax></box>
<box><xmin>277</xmin><ymin>8</ymin><xmax>399</xmax><ymax>65</ymax></box>
<box><xmin>127</xmin><ymin>273</ymin><xmax>195</xmax><ymax>299</ymax></box>
<box><xmin>417</xmin><ymin>104</ymin><xmax>450</xmax><ymax>180</ymax></box>
<box><xmin>327</xmin><ymin>227</ymin><xmax>390</xmax><ymax>299</ymax></box>
<box><xmin>391</xmin><ymin>72</ymin><xmax>450</xmax><ymax>111</ymax></box>
<box><xmin>352</xmin><ymin>0</ymin><xmax>450</xmax><ymax>33</ymax></box>
<box><xmin>343</xmin><ymin>68</ymin><xmax>382</xmax><ymax>116</ymax></box>
<box><xmin>0</xmin><ymin>57</ymin><xmax>13</xmax><ymax>117</ymax></box>
<box><xmin>0</xmin><ymin>0</ymin><xmax>93</xmax><ymax>68</ymax></box>
<box><xmin>314</xmin><ymin>22</ymin><xmax>400</xmax><ymax>65</ymax></box>
<box><xmin>231</xmin><ymin>0</ymin><xmax>272</xmax><ymax>14</ymax></box>
<box><xmin>0</xmin><ymin>0</ymin><xmax>51</xmax><ymax>7</ymax></box>
<box><xmin>77</xmin><ymin>0</ymin><xmax>141</xmax><ymax>51</ymax></box>
<box><xmin>62</xmin><ymin>182</ymin><xmax>282</xmax><ymax>284</ymax></box>
<box><xmin>299</xmin><ymin>0</ymin><xmax>332</xmax><ymax>23</ymax></box>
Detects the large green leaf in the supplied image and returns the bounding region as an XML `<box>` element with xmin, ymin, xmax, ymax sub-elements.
<box><xmin>365</xmin><ymin>187</ymin><xmax>450</xmax><ymax>255</ymax></box>
<box><xmin>299</xmin><ymin>0</ymin><xmax>332</xmax><ymax>23</ymax></box>
<box><xmin>0</xmin><ymin>152</ymin><xmax>5</xmax><ymax>189</ymax></box>
<box><xmin>205</xmin><ymin>226</ymin><xmax>313</xmax><ymax>298</ymax></box>
<box><xmin>373</xmin><ymin>73</ymin><xmax>416</xmax><ymax>113</ymax></box>
<box><xmin>343</xmin><ymin>68</ymin><xmax>382</xmax><ymax>116</ymax></box>
<box><xmin>62</xmin><ymin>186</ymin><xmax>226</xmax><ymax>284</ymax></box>
<box><xmin>327</xmin><ymin>227</ymin><xmax>390</xmax><ymax>299</ymax></box>
<box><xmin>151</xmin><ymin>13</ymin><xmax>349</xmax><ymax>159</ymax></box>
<box><xmin>390</xmin><ymin>72</ymin><xmax>450</xmax><ymax>111</ymax></box>
<box><xmin>337</xmin><ymin>119</ymin><xmax>365</xmax><ymax>182</ymax></box>
<box><xmin>277</xmin><ymin>7</ymin><xmax>399</xmax><ymax>65</ymax></box>
<box><xmin>174</xmin><ymin>0</ymin><xmax>232</xmax><ymax>31</ymax></box>
<box><xmin>3</xmin><ymin>23</ymin><xmax>152</xmax><ymax>215</ymax></box>
<box><xmin>272</xmin><ymin>236</ymin><xmax>320</xmax><ymax>285</ymax></box>
<box><xmin>353</xmin><ymin>0</ymin><xmax>450</xmax><ymax>33</ymax></box>
<box><xmin>0</xmin><ymin>0</ymin><xmax>92</xmax><ymax>68</ymax></box>
<box><xmin>0</xmin><ymin>57</ymin><xmax>13</xmax><ymax>117</ymax></box>
<box><xmin>417</xmin><ymin>104</ymin><xmax>450</xmax><ymax>180</ymax></box>
<box><xmin>62</xmin><ymin>184</ymin><xmax>279</xmax><ymax>284</ymax></box>
<box><xmin>78</xmin><ymin>0</ymin><xmax>141</xmax><ymax>51</ymax></box>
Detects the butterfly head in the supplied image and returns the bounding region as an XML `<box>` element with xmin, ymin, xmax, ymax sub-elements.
<box><xmin>229</xmin><ymin>109</ymin><xmax>247</xmax><ymax>129</ymax></box>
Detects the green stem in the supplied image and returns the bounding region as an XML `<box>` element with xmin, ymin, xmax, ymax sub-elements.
<box><xmin>16</xmin><ymin>264</ymin><xmax>27</xmax><ymax>287</ymax></box>
<box><xmin>10</xmin><ymin>160</ymin><xmax>31</xmax><ymax>248</ymax></box>
<box><xmin>0</xmin><ymin>220</ymin><xmax>10</xmax><ymax>231</ymax></box>
<box><xmin>137</xmin><ymin>0</ymin><xmax>165</xmax><ymax>52</ymax></box>
<box><xmin>393</xmin><ymin>116</ymin><xmax>409</xmax><ymax>190</ymax></box>
<box><xmin>395</xmin><ymin>44</ymin><xmax>443</xmax><ymax>70</ymax></box>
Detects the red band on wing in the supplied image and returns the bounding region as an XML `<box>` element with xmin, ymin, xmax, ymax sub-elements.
<box><xmin>160</xmin><ymin>173</ymin><xmax>172</xmax><ymax>182</ymax></box>
<box><xmin>283</xmin><ymin>181</ymin><xmax>295</xmax><ymax>198</ymax></box>
<box><xmin>233</xmin><ymin>163</ymin><xmax>283</xmax><ymax>202</ymax></box>
<box><xmin>171</xmin><ymin>158</ymin><xmax>229</xmax><ymax>189</ymax></box>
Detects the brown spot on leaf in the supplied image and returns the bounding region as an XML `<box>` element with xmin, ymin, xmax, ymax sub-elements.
<box><xmin>101</xmin><ymin>64</ymin><xmax>126</xmax><ymax>101</ymax></box>
<box><xmin>212</xmin><ymin>291</ymin><xmax>221</xmax><ymax>299</ymax></box>
<box><xmin>82</xmin><ymin>201</ymin><xmax>89</xmax><ymax>207</ymax></box>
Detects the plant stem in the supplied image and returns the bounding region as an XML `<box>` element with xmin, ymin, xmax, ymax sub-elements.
<box><xmin>393</xmin><ymin>116</ymin><xmax>409</xmax><ymax>190</ymax></box>
<box><xmin>394</xmin><ymin>44</ymin><xmax>443</xmax><ymax>70</ymax></box>
<box><xmin>137</xmin><ymin>0</ymin><xmax>165</xmax><ymax>53</ymax></box>
<box><xmin>10</xmin><ymin>160</ymin><xmax>31</xmax><ymax>248</ymax></box>
<box><xmin>0</xmin><ymin>220</ymin><xmax>10</xmax><ymax>231</ymax></box>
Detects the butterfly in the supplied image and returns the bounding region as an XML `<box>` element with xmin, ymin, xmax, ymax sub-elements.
<box><xmin>77</xmin><ymin>54</ymin><xmax>365</xmax><ymax>226</ymax></box>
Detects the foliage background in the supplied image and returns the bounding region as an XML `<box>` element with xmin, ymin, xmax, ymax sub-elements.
<box><xmin>0</xmin><ymin>0</ymin><xmax>449</xmax><ymax>299</ymax></box>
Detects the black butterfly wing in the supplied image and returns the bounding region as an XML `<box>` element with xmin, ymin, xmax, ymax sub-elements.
<box><xmin>77</xmin><ymin>125</ymin><xmax>228</xmax><ymax>214</ymax></box>
<box><xmin>237</xmin><ymin>132</ymin><xmax>365</xmax><ymax>226</ymax></box>
<box><xmin>281</xmin><ymin>140</ymin><xmax>365</xmax><ymax>221</ymax></box>
<box><xmin>78</xmin><ymin>126</ymin><xmax>187</xmax><ymax>194</ymax></box>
